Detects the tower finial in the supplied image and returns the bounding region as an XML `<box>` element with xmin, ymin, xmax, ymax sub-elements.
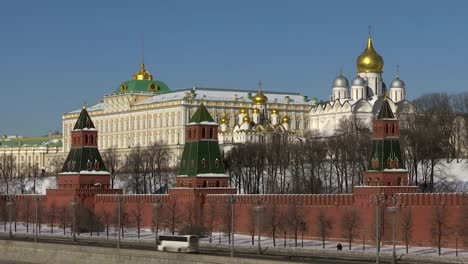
<box><xmin>368</xmin><ymin>25</ymin><xmax>372</xmax><ymax>37</ymax></box>
<box><xmin>396</xmin><ymin>64</ymin><xmax>400</xmax><ymax>79</ymax></box>
<box><xmin>141</xmin><ymin>32</ymin><xmax>145</xmax><ymax>65</ymax></box>
<box><xmin>82</xmin><ymin>100</ymin><xmax>87</xmax><ymax>109</ymax></box>
<box><xmin>258</xmin><ymin>80</ymin><xmax>262</xmax><ymax>92</ymax></box>
<box><xmin>339</xmin><ymin>65</ymin><xmax>343</xmax><ymax>76</ymax></box>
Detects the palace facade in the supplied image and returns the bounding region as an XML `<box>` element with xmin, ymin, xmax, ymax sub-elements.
<box><xmin>61</xmin><ymin>64</ymin><xmax>314</xmax><ymax>164</ymax></box>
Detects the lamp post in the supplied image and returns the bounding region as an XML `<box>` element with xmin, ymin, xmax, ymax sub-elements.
<box><xmin>153</xmin><ymin>197</ymin><xmax>162</xmax><ymax>251</ymax></box>
<box><xmin>32</xmin><ymin>196</ymin><xmax>42</xmax><ymax>243</ymax></box>
<box><xmin>362</xmin><ymin>229</ymin><xmax>366</xmax><ymax>251</ymax></box>
<box><xmin>253</xmin><ymin>198</ymin><xmax>265</xmax><ymax>256</ymax></box>
<box><xmin>386</xmin><ymin>195</ymin><xmax>400</xmax><ymax>264</ymax></box>
<box><xmin>6</xmin><ymin>196</ymin><xmax>14</xmax><ymax>239</ymax></box>
<box><xmin>69</xmin><ymin>197</ymin><xmax>78</xmax><ymax>242</ymax></box>
<box><xmin>114</xmin><ymin>194</ymin><xmax>124</xmax><ymax>249</ymax></box>
<box><xmin>226</xmin><ymin>195</ymin><xmax>237</xmax><ymax>257</ymax></box>
<box><xmin>370</xmin><ymin>194</ymin><xmax>385</xmax><ymax>264</ymax></box>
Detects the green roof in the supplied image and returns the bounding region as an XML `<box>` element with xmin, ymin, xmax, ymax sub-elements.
<box><xmin>0</xmin><ymin>136</ymin><xmax>62</xmax><ymax>148</ymax></box>
<box><xmin>377</xmin><ymin>99</ymin><xmax>395</xmax><ymax>119</ymax></box>
<box><xmin>189</xmin><ymin>104</ymin><xmax>215</xmax><ymax>123</ymax></box>
<box><xmin>178</xmin><ymin>141</ymin><xmax>225</xmax><ymax>176</ymax></box>
<box><xmin>62</xmin><ymin>147</ymin><xmax>107</xmax><ymax>173</ymax></box>
<box><xmin>116</xmin><ymin>79</ymin><xmax>170</xmax><ymax>94</ymax></box>
<box><xmin>368</xmin><ymin>139</ymin><xmax>405</xmax><ymax>171</ymax></box>
<box><xmin>74</xmin><ymin>107</ymin><xmax>95</xmax><ymax>130</ymax></box>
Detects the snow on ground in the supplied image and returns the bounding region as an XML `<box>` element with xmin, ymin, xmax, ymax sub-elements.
<box><xmin>1</xmin><ymin>224</ymin><xmax>466</xmax><ymax>259</ymax></box>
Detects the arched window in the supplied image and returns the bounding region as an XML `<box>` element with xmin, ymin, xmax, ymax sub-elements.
<box><xmin>215</xmin><ymin>158</ymin><xmax>220</xmax><ymax>168</ymax></box>
<box><xmin>201</xmin><ymin>128</ymin><xmax>205</xmax><ymax>138</ymax></box>
<box><xmin>84</xmin><ymin>134</ymin><xmax>89</xmax><ymax>144</ymax></box>
<box><xmin>201</xmin><ymin>158</ymin><xmax>206</xmax><ymax>168</ymax></box>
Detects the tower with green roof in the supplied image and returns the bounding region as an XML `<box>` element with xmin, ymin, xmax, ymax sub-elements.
<box><xmin>175</xmin><ymin>104</ymin><xmax>230</xmax><ymax>188</ymax></box>
<box><xmin>364</xmin><ymin>97</ymin><xmax>408</xmax><ymax>186</ymax></box>
<box><xmin>46</xmin><ymin>106</ymin><xmax>121</xmax><ymax>208</ymax></box>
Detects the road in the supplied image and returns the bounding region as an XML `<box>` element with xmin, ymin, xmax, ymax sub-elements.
<box><xmin>0</xmin><ymin>234</ymin><xmax>387</xmax><ymax>264</ymax></box>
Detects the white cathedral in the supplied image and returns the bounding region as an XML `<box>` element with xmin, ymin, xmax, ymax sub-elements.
<box><xmin>309</xmin><ymin>34</ymin><xmax>415</xmax><ymax>134</ymax></box>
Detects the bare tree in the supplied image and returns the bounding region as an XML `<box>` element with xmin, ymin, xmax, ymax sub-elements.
<box><xmin>56</xmin><ymin>206</ymin><xmax>68</xmax><ymax>235</ymax></box>
<box><xmin>341</xmin><ymin>209</ymin><xmax>361</xmax><ymax>250</ymax></box>
<box><xmin>101</xmin><ymin>148</ymin><xmax>120</xmax><ymax>189</ymax></box>
<box><xmin>99</xmin><ymin>208</ymin><xmax>112</xmax><ymax>237</ymax></box>
<box><xmin>265</xmin><ymin>202</ymin><xmax>281</xmax><ymax>246</ymax></box>
<box><xmin>123</xmin><ymin>146</ymin><xmax>145</xmax><ymax>194</ymax></box>
<box><xmin>0</xmin><ymin>154</ymin><xmax>15</xmax><ymax>195</ymax></box>
<box><xmin>131</xmin><ymin>202</ymin><xmax>143</xmax><ymax>239</ymax></box>
<box><xmin>400</xmin><ymin>208</ymin><xmax>413</xmax><ymax>254</ymax></box>
<box><xmin>316</xmin><ymin>209</ymin><xmax>333</xmax><ymax>249</ymax></box>
<box><xmin>205</xmin><ymin>203</ymin><xmax>217</xmax><ymax>243</ymax></box>
<box><xmin>146</xmin><ymin>141</ymin><xmax>170</xmax><ymax>193</ymax></box>
<box><xmin>286</xmin><ymin>201</ymin><xmax>305</xmax><ymax>247</ymax></box>
<box><xmin>162</xmin><ymin>198</ymin><xmax>180</xmax><ymax>235</ymax></box>
<box><xmin>48</xmin><ymin>156</ymin><xmax>64</xmax><ymax>185</ymax></box>
<box><xmin>46</xmin><ymin>202</ymin><xmax>57</xmax><ymax>234</ymax></box>
<box><xmin>430</xmin><ymin>204</ymin><xmax>450</xmax><ymax>256</ymax></box>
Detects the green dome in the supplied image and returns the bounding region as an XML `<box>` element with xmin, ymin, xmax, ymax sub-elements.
<box><xmin>116</xmin><ymin>79</ymin><xmax>170</xmax><ymax>94</ymax></box>
<box><xmin>115</xmin><ymin>63</ymin><xmax>170</xmax><ymax>94</ymax></box>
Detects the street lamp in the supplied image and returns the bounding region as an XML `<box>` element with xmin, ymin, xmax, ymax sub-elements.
<box><xmin>362</xmin><ymin>229</ymin><xmax>366</xmax><ymax>251</ymax></box>
<box><xmin>153</xmin><ymin>197</ymin><xmax>162</xmax><ymax>250</ymax></box>
<box><xmin>253</xmin><ymin>198</ymin><xmax>265</xmax><ymax>256</ymax></box>
<box><xmin>370</xmin><ymin>194</ymin><xmax>385</xmax><ymax>264</ymax></box>
<box><xmin>32</xmin><ymin>195</ymin><xmax>42</xmax><ymax>243</ymax></box>
<box><xmin>114</xmin><ymin>194</ymin><xmax>125</xmax><ymax>249</ymax></box>
<box><xmin>69</xmin><ymin>197</ymin><xmax>78</xmax><ymax>242</ymax></box>
<box><xmin>386</xmin><ymin>195</ymin><xmax>400</xmax><ymax>264</ymax></box>
<box><xmin>6</xmin><ymin>196</ymin><xmax>14</xmax><ymax>239</ymax></box>
<box><xmin>226</xmin><ymin>195</ymin><xmax>237</xmax><ymax>257</ymax></box>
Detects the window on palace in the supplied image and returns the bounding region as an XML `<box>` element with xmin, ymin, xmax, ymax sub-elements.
<box><xmin>215</xmin><ymin>158</ymin><xmax>220</xmax><ymax>168</ymax></box>
<box><xmin>187</xmin><ymin>129</ymin><xmax>191</xmax><ymax>139</ymax></box>
<box><xmin>90</xmin><ymin>135</ymin><xmax>94</xmax><ymax>144</ymax></box>
<box><xmin>202</xmin><ymin>127</ymin><xmax>205</xmax><ymax>138</ymax></box>
<box><xmin>84</xmin><ymin>135</ymin><xmax>89</xmax><ymax>144</ymax></box>
<box><xmin>201</xmin><ymin>158</ymin><xmax>206</xmax><ymax>168</ymax></box>
<box><xmin>209</xmin><ymin>128</ymin><xmax>213</xmax><ymax>139</ymax></box>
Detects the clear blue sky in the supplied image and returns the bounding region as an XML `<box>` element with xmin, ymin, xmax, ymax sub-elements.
<box><xmin>0</xmin><ymin>0</ymin><xmax>467</xmax><ymax>136</ymax></box>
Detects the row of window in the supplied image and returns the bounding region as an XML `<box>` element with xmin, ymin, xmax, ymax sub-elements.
<box><xmin>186</xmin><ymin>127</ymin><xmax>217</xmax><ymax>140</ymax></box>
<box><xmin>182</xmin><ymin>158</ymin><xmax>220</xmax><ymax>168</ymax></box>
<box><xmin>65</xmin><ymin>113</ymin><xmax>182</xmax><ymax>135</ymax></box>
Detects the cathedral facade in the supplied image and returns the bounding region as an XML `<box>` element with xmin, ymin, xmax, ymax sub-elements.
<box><xmin>309</xmin><ymin>34</ymin><xmax>415</xmax><ymax>135</ymax></box>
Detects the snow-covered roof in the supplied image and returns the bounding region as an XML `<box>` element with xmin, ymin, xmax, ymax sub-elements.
<box><xmin>69</xmin><ymin>102</ymin><xmax>104</xmax><ymax>114</ymax></box>
<box><xmin>135</xmin><ymin>87</ymin><xmax>313</xmax><ymax>106</ymax></box>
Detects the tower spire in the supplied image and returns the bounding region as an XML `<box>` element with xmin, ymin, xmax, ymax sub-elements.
<box><xmin>258</xmin><ymin>80</ymin><xmax>262</xmax><ymax>93</ymax></box>
<box><xmin>141</xmin><ymin>33</ymin><xmax>145</xmax><ymax>65</ymax></box>
<box><xmin>396</xmin><ymin>64</ymin><xmax>400</xmax><ymax>79</ymax></box>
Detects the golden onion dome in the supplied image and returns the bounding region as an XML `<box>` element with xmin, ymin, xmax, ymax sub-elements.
<box><xmin>239</xmin><ymin>108</ymin><xmax>248</xmax><ymax>114</ymax></box>
<box><xmin>271</xmin><ymin>109</ymin><xmax>278</xmax><ymax>115</ymax></box>
<box><xmin>253</xmin><ymin>107</ymin><xmax>260</xmax><ymax>114</ymax></box>
<box><xmin>132</xmin><ymin>63</ymin><xmax>154</xmax><ymax>80</ymax></box>
<box><xmin>253</xmin><ymin>91</ymin><xmax>268</xmax><ymax>105</ymax></box>
<box><xmin>219</xmin><ymin>116</ymin><xmax>229</xmax><ymax>124</ymax></box>
<box><xmin>356</xmin><ymin>35</ymin><xmax>384</xmax><ymax>73</ymax></box>
<box><xmin>281</xmin><ymin>115</ymin><xmax>290</xmax><ymax>124</ymax></box>
<box><xmin>242</xmin><ymin>115</ymin><xmax>251</xmax><ymax>123</ymax></box>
